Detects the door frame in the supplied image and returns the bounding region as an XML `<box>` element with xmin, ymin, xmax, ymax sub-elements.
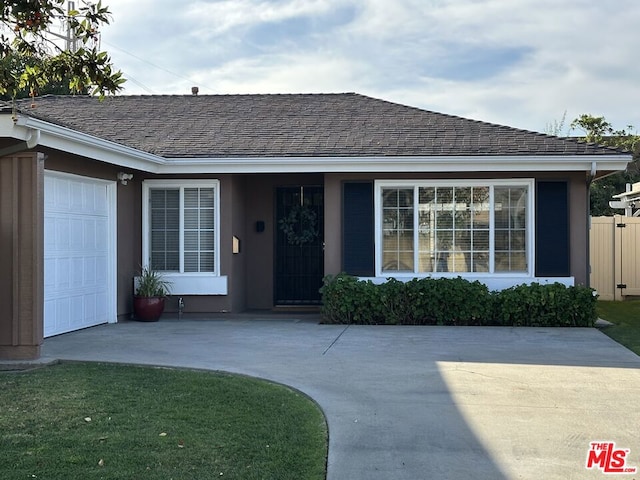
<box><xmin>273</xmin><ymin>185</ymin><xmax>324</xmax><ymax>306</ymax></box>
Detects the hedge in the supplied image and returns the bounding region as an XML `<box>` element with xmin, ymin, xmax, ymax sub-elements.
<box><xmin>319</xmin><ymin>274</ymin><xmax>597</xmax><ymax>327</ymax></box>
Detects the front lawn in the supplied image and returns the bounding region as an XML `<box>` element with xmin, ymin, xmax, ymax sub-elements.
<box><xmin>597</xmin><ymin>300</ymin><xmax>640</xmax><ymax>356</ymax></box>
<box><xmin>0</xmin><ymin>362</ymin><xmax>327</xmax><ymax>480</ymax></box>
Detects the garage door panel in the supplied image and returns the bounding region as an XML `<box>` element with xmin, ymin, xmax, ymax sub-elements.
<box><xmin>54</xmin><ymin>297</ymin><xmax>70</xmax><ymax>333</ymax></box>
<box><xmin>54</xmin><ymin>179</ymin><xmax>71</xmax><ymax>210</ymax></box>
<box><xmin>71</xmin><ymin>182</ymin><xmax>83</xmax><ymax>211</ymax></box>
<box><xmin>56</xmin><ymin>257</ymin><xmax>71</xmax><ymax>290</ymax></box>
<box><xmin>55</xmin><ymin>217</ymin><xmax>71</xmax><ymax>250</ymax></box>
<box><xmin>96</xmin><ymin>255</ymin><xmax>108</xmax><ymax>281</ymax></box>
<box><xmin>96</xmin><ymin>220</ymin><xmax>108</xmax><ymax>250</ymax></box>
<box><xmin>83</xmin><ymin>256</ymin><xmax>97</xmax><ymax>285</ymax></box>
<box><xmin>44</xmin><ymin>172</ymin><xmax>115</xmax><ymax>337</ymax></box>
<box><xmin>70</xmin><ymin>294</ymin><xmax>84</xmax><ymax>329</ymax></box>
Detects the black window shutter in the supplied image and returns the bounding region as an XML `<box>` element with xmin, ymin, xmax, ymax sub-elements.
<box><xmin>343</xmin><ymin>182</ymin><xmax>374</xmax><ymax>276</ymax></box>
<box><xmin>535</xmin><ymin>181</ymin><xmax>569</xmax><ymax>277</ymax></box>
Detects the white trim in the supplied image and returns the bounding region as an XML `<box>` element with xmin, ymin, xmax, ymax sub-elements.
<box><xmin>155</xmin><ymin>154</ymin><xmax>631</xmax><ymax>174</ymax></box>
<box><xmin>142</xmin><ymin>179</ymin><xmax>226</xmax><ymax>295</ymax></box>
<box><xmin>1</xmin><ymin>115</ymin><xmax>631</xmax><ymax>174</ymax></box>
<box><xmin>13</xmin><ymin>115</ymin><xmax>165</xmax><ymax>172</ymax></box>
<box><xmin>374</xmin><ymin>179</ymin><xmax>535</xmax><ymax>278</ymax></box>
<box><xmin>162</xmin><ymin>274</ymin><xmax>228</xmax><ymax>295</ymax></box>
<box><xmin>43</xmin><ymin>170</ymin><xmax>118</xmax><ymax>326</ymax></box>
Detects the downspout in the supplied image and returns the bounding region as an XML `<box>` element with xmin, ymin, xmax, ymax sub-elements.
<box><xmin>0</xmin><ymin>128</ymin><xmax>41</xmax><ymax>157</ymax></box>
<box><xmin>585</xmin><ymin>161</ymin><xmax>597</xmax><ymax>288</ymax></box>
<box><xmin>26</xmin><ymin>128</ymin><xmax>40</xmax><ymax>149</ymax></box>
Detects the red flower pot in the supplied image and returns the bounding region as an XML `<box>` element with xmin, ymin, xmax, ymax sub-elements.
<box><xmin>133</xmin><ymin>296</ymin><xmax>166</xmax><ymax>322</ymax></box>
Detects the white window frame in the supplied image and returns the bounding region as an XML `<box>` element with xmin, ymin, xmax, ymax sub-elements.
<box><xmin>142</xmin><ymin>179</ymin><xmax>227</xmax><ymax>295</ymax></box>
<box><xmin>374</xmin><ymin>179</ymin><xmax>535</xmax><ymax>279</ymax></box>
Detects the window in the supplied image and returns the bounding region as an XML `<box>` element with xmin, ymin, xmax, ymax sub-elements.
<box><xmin>376</xmin><ymin>180</ymin><xmax>532</xmax><ymax>276</ymax></box>
<box><xmin>143</xmin><ymin>180</ymin><xmax>220</xmax><ymax>275</ymax></box>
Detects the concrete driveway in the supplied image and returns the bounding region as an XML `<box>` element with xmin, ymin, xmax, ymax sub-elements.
<box><xmin>43</xmin><ymin>316</ymin><xmax>640</xmax><ymax>480</ymax></box>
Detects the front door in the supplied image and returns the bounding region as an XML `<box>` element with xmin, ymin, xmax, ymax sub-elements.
<box><xmin>275</xmin><ymin>186</ymin><xmax>324</xmax><ymax>305</ymax></box>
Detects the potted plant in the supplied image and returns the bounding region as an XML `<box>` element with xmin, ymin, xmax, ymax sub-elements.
<box><xmin>133</xmin><ymin>266</ymin><xmax>171</xmax><ymax>322</ymax></box>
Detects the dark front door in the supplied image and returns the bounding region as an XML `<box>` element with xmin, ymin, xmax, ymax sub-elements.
<box><xmin>275</xmin><ymin>186</ymin><xmax>324</xmax><ymax>305</ymax></box>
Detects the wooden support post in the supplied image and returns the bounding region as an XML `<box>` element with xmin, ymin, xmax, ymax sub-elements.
<box><xmin>0</xmin><ymin>152</ymin><xmax>44</xmax><ymax>360</ymax></box>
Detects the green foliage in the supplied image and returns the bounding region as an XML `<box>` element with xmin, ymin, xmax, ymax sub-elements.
<box><xmin>135</xmin><ymin>266</ymin><xmax>171</xmax><ymax>298</ymax></box>
<box><xmin>0</xmin><ymin>1</ymin><xmax>125</xmax><ymax>100</ymax></box>
<box><xmin>0</xmin><ymin>52</ymin><xmax>85</xmax><ymax>99</ymax></box>
<box><xmin>494</xmin><ymin>282</ymin><xmax>597</xmax><ymax>327</ymax></box>
<box><xmin>319</xmin><ymin>274</ymin><xmax>386</xmax><ymax>324</ymax></box>
<box><xmin>320</xmin><ymin>274</ymin><xmax>597</xmax><ymax>327</ymax></box>
<box><xmin>569</xmin><ymin>114</ymin><xmax>640</xmax><ymax>216</ymax></box>
<box><xmin>379</xmin><ymin>277</ymin><xmax>493</xmax><ymax>325</ymax></box>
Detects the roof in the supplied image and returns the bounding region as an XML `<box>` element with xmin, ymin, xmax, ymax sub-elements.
<box><xmin>1</xmin><ymin>93</ymin><xmax>624</xmax><ymax>159</ymax></box>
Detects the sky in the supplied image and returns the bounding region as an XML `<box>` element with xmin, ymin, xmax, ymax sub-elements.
<box><xmin>92</xmin><ymin>0</ymin><xmax>640</xmax><ymax>134</ymax></box>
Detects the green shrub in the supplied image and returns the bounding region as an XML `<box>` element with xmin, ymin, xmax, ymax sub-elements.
<box><xmin>320</xmin><ymin>274</ymin><xmax>597</xmax><ymax>327</ymax></box>
<box><xmin>319</xmin><ymin>274</ymin><xmax>386</xmax><ymax>324</ymax></box>
<box><xmin>494</xmin><ymin>282</ymin><xmax>598</xmax><ymax>327</ymax></box>
<box><xmin>404</xmin><ymin>277</ymin><xmax>493</xmax><ymax>325</ymax></box>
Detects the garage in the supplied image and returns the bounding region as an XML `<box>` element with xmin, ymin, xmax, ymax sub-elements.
<box><xmin>44</xmin><ymin>171</ymin><xmax>117</xmax><ymax>337</ymax></box>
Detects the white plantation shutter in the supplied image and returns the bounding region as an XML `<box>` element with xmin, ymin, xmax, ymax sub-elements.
<box><xmin>184</xmin><ymin>188</ymin><xmax>215</xmax><ymax>272</ymax></box>
<box><xmin>150</xmin><ymin>189</ymin><xmax>180</xmax><ymax>271</ymax></box>
<box><xmin>147</xmin><ymin>184</ymin><xmax>218</xmax><ymax>274</ymax></box>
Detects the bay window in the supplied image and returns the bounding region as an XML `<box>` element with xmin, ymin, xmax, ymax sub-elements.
<box><xmin>376</xmin><ymin>180</ymin><xmax>532</xmax><ymax>276</ymax></box>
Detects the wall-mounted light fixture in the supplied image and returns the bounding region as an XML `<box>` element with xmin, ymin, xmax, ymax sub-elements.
<box><xmin>117</xmin><ymin>172</ymin><xmax>134</xmax><ymax>185</ymax></box>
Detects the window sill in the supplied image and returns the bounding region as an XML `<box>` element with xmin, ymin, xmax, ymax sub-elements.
<box><xmin>136</xmin><ymin>274</ymin><xmax>228</xmax><ymax>296</ymax></box>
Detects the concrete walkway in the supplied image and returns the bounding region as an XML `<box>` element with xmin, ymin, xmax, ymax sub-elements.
<box><xmin>42</xmin><ymin>316</ymin><xmax>640</xmax><ymax>480</ymax></box>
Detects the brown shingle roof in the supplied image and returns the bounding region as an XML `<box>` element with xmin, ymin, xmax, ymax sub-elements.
<box><xmin>3</xmin><ymin>93</ymin><xmax>623</xmax><ymax>158</ymax></box>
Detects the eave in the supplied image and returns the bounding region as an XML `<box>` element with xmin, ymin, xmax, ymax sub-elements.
<box><xmin>1</xmin><ymin>113</ymin><xmax>632</xmax><ymax>175</ymax></box>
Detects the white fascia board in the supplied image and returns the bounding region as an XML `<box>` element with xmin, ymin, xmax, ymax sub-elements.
<box><xmin>157</xmin><ymin>154</ymin><xmax>632</xmax><ymax>174</ymax></box>
<box><xmin>12</xmin><ymin>115</ymin><xmax>165</xmax><ymax>172</ymax></box>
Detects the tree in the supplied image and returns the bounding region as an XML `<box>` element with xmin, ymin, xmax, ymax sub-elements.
<box><xmin>544</xmin><ymin>111</ymin><xmax>567</xmax><ymax>137</ymax></box>
<box><xmin>0</xmin><ymin>50</ymin><xmax>86</xmax><ymax>99</ymax></box>
<box><xmin>0</xmin><ymin>0</ymin><xmax>124</xmax><ymax>100</ymax></box>
<box><xmin>570</xmin><ymin>114</ymin><xmax>640</xmax><ymax>216</ymax></box>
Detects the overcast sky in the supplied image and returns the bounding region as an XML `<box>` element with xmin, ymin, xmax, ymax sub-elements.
<box><xmin>96</xmin><ymin>0</ymin><xmax>640</xmax><ymax>134</ymax></box>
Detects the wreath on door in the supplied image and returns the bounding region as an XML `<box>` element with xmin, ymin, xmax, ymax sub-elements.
<box><xmin>278</xmin><ymin>204</ymin><xmax>319</xmax><ymax>245</ymax></box>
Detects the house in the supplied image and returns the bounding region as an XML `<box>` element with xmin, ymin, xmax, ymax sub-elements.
<box><xmin>0</xmin><ymin>93</ymin><xmax>631</xmax><ymax>359</ymax></box>
<box><xmin>610</xmin><ymin>181</ymin><xmax>640</xmax><ymax>216</ymax></box>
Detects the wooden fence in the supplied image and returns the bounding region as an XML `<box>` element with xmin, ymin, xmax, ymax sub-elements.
<box><xmin>590</xmin><ymin>215</ymin><xmax>640</xmax><ymax>300</ymax></box>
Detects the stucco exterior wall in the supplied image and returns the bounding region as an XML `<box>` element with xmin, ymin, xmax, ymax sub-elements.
<box><xmin>568</xmin><ymin>172</ymin><xmax>589</xmax><ymax>285</ymax></box>
<box><xmin>324</xmin><ymin>170</ymin><xmax>590</xmax><ymax>286</ymax></box>
<box><xmin>19</xmin><ymin>146</ymin><xmax>593</xmax><ymax>324</ymax></box>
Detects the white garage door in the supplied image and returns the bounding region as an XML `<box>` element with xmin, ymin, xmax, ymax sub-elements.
<box><xmin>44</xmin><ymin>171</ymin><xmax>116</xmax><ymax>337</ymax></box>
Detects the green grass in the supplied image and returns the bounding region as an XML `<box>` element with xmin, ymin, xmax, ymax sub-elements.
<box><xmin>0</xmin><ymin>362</ymin><xmax>327</xmax><ymax>480</ymax></box>
<box><xmin>597</xmin><ymin>300</ymin><xmax>640</xmax><ymax>356</ymax></box>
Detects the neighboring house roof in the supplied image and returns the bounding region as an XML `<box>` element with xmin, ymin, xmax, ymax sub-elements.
<box><xmin>0</xmin><ymin>93</ymin><xmax>624</xmax><ymax>159</ymax></box>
